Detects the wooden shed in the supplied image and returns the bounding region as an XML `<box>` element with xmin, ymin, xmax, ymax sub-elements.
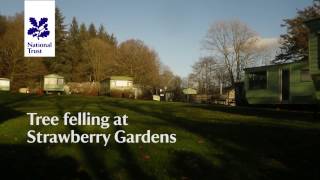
<box><xmin>0</xmin><ymin>78</ymin><xmax>10</xmax><ymax>91</ymax></box>
<box><xmin>43</xmin><ymin>74</ymin><xmax>65</xmax><ymax>93</ymax></box>
<box><xmin>100</xmin><ymin>76</ymin><xmax>134</xmax><ymax>98</ymax></box>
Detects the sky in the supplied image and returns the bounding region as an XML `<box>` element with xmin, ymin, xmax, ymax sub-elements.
<box><xmin>0</xmin><ymin>0</ymin><xmax>314</xmax><ymax>77</ymax></box>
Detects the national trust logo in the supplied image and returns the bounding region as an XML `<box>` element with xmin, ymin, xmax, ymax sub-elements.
<box><xmin>27</xmin><ymin>17</ymin><xmax>50</xmax><ymax>40</ymax></box>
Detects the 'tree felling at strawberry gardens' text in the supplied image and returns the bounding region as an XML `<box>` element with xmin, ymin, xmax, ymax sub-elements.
<box><xmin>26</xmin><ymin>112</ymin><xmax>177</xmax><ymax>147</ymax></box>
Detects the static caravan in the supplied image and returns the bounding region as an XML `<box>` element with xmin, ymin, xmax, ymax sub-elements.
<box><xmin>100</xmin><ymin>76</ymin><xmax>134</xmax><ymax>97</ymax></box>
<box><xmin>244</xmin><ymin>62</ymin><xmax>317</xmax><ymax>104</ymax></box>
<box><xmin>43</xmin><ymin>74</ymin><xmax>65</xmax><ymax>94</ymax></box>
<box><xmin>243</xmin><ymin>18</ymin><xmax>320</xmax><ymax>105</ymax></box>
<box><xmin>0</xmin><ymin>78</ymin><xmax>10</xmax><ymax>91</ymax></box>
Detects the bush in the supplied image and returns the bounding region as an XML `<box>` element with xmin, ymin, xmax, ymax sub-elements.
<box><xmin>66</xmin><ymin>82</ymin><xmax>100</xmax><ymax>96</ymax></box>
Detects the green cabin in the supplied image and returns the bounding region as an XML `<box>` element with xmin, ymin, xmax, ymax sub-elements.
<box><xmin>244</xmin><ymin>18</ymin><xmax>320</xmax><ymax>104</ymax></box>
<box><xmin>100</xmin><ymin>76</ymin><xmax>134</xmax><ymax>97</ymax></box>
<box><xmin>43</xmin><ymin>74</ymin><xmax>65</xmax><ymax>93</ymax></box>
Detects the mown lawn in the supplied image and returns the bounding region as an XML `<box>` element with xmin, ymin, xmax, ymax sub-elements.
<box><xmin>0</xmin><ymin>92</ymin><xmax>320</xmax><ymax>180</ymax></box>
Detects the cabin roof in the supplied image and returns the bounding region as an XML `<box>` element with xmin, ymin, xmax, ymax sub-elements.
<box><xmin>44</xmin><ymin>74</ymin><xmax>64</xmax><ymax>78</ymax></box>
<box><xmin>244</xmin><ymin>61</ymin><xmax>306</xmax><ymax>72</ymax></box>
<box><xmin>304</xmin><ymin>18</ymin><xmax>320</xmax><ymax>32</ymax></box>
<box><xmin>102</xmin><ymin>76</ymin><xmax>133</xmax><ymax>81</ymax></box>
<box><xmin>183</xmin><ymin>88</ymin><xmax>197</xmax><ymax>95</ymax></box>
<box><xmin>0</xmin><ymin>78</ymin><xmax>10</xmax><ymax>81</ymax></box>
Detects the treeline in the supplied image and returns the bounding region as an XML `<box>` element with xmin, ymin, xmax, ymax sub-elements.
<box><xmin>0</xmin><ymin>8</ymin><xmax>181</xmax><ymax>94</ymax></box>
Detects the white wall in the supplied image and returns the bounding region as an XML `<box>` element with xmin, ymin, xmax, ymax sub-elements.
<box><xmin>44</xmin><ymin>78</ymin><xmax>64</xmax><ymax>85</ymax></box>
<box><xmin>0</xmin><ymin>79</ymin><xmax>10</xmax><ymax>91</ymax></box>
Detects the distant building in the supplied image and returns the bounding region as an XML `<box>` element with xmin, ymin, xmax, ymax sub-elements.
<box><xmin>100</xmin><ymin>76</ymin><xmax>134</xmax><ymax>98</ymax></box>
<box><xmin>183</xmin><ymin>88</ymin><xmax>197</xmax><ymax>102</ymax></box>
<box><xmin>224</xmin><ymin>87</ymin><xmax>235</xmax><ymax>106</ymax></box>
<box><xmin>182</xmin><ymin>88</ymin><xmax>197</xmax><ymax>95</ymax></box>
<box><xmin>43</xmin><ymin>74</ymin><xmax>65</xmax><ymax>94</ymax></box>
<box><xmin>0</xmin><ymin>78</ymin><xmax>10</xmax><ymax>91</ymax></box>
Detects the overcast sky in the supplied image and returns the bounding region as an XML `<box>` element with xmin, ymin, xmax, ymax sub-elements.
<box><xmin>0</xmin><ymin>0</ymin><xmax>314</xmax><ymax>77</ymax></box>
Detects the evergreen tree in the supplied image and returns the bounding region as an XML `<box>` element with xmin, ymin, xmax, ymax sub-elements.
<box><xmin>79</xmin><ymin>23</ymin><xmax>89</xmax><ymax>41</ymax></box>
<box><xmin>97</xmin><ymin>24</ymin><xmax>117</xmax><ymax>46</ymax></box>
<box><xmin>66</xmin><ymin>17</ymin><xmax>82</xmax><ymax>81</ymax></box>
<box><xmin>88</xmin><ymin>23</ymin><xmax>97</xmax><ymax>38</ymax></box>
<box><xmin>109</xmin><ymin>33</ymin><xmax>118</xmax><ymax>46</ymax></box>
<box><xmin>0</xmin><ymin>15</ymin><xmax>7</xmax><ymax>37</ymax></box>
<box><xmin>98</xmin><ymin>25</ymin><xmax>107</xmax><ymax>40</ymax></box>
<box><xmin>45</xmin><ymin>8</ymin><xmax>71</xmax><ymax>80</ymax></box>
<box><xmin>69</xmin><ymin>17</ymin><xmax>79</xmax><ymax>42</ymax></box>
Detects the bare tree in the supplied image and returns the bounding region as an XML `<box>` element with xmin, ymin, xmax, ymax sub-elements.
<box><xmin>203</xmin><ymin>20</ymin><xmax>257</xmax><ymax>86</ymax></box>
<box><xmin>189</xmin><ymin>56</ymin><xmax>217</xmax><ymax>94</ymax></box>
<box><xmin>83</xmin><ymin>38</ymin><xmax>115</xmax><ymax>82</ymax></box>
<box><xmin>159</xmin><ymin>65</ymin><xmax>182</xmax><ymax>91</ymax></box>
<box><xmin>248</xmin><ymin>37</ymin><xmax>280</xmax><ymax>66</ymax></box>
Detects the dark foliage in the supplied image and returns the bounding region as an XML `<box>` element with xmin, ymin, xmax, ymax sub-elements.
<box><xmin>274</xmin><ymin>0</ymin><xmax>320</xmax><ymax>64</ymax></box>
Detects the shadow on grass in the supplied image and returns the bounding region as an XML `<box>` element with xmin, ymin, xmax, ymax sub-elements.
<box><xmin>194</xmin><ymin>104</ymin><xmax>316</xmax><ymax>122</ymax></box>
<box><xmin>0</xmin><ymin>144</ymin><xmax>91</xmax><ymax>180</ymax></box>
<box><xmin>0</xmin><ymin>92</ymin><xmax>34</xmax><ymax>106</ymax></box>
<box><xmin>0</xmin><ymin>105</ymin><xmax>24</xmax><ymax>123</ymax></box>
<box><xmin>55</xmin><ymin>97</ymin><xmax>113</xmax><ymax>180</ymax></box>
<box><xmin>105</xmin><ymin>100</ymin><xmax>320</xmax><ymax>180</ymax></box>
<box><xmin>0</xmin><ymin>93</ymin><xmax>35</xmax><ymax>124</ymax></box>
<box><xmin>97</xmin><ymin>101</ymin><xmax>155</xmax><ymax>180</ymax></box>
<box><xmin>168</xmin><ymin>150</ymin><xmax>227</xmax><ymax>180</ymax></box>
<box><xmin>52</xmin><ymin>97</ymin><xmax>154</xmax><ymax>179</ymax></box>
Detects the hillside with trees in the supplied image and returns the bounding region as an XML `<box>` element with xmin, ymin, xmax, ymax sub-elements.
<box><xmin>0</xmin><ymin>8</ymin><xmax>179</xmax><ymax>94</ymax></box>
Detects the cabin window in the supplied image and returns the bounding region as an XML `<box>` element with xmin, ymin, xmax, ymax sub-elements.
<box><xmin>248</xmin><ymin>71</ymin><xmax>267</xmax><ymax>90</ymax></box>
<box><xmin>300</xmin><ymin>69</ymin><xmax>312</xmax><ymax>82</ymax></box>
<box><xmin>45</xmin><ymin>78</ymin><xmax>57</xmax><ymax>85</ymax></box>
<box><xmin>0</xmin><ymin>80</ymin><xmax>9</xmax><ymax>87</ymax></box>
<box><xmin>115</xmin><ymin>80</ymin><xmax>128</xmax><ymax>87</ymax></box>
<box><xmin>57</xmin><ymin>79</ymin><xmax>64</xmax><ymax>85</ymax></box>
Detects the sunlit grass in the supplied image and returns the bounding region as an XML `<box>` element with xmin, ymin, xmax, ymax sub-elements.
<box><xmin>0</xmin><ymin>92</ymin><xmax>320</xmax><ymax>180</ymax></box>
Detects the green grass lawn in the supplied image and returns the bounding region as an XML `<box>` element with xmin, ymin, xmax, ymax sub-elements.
<box><xmin>0</xmin><ymin>92</ymin><xmax>320</xmax><ymax>180</ymax></box>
